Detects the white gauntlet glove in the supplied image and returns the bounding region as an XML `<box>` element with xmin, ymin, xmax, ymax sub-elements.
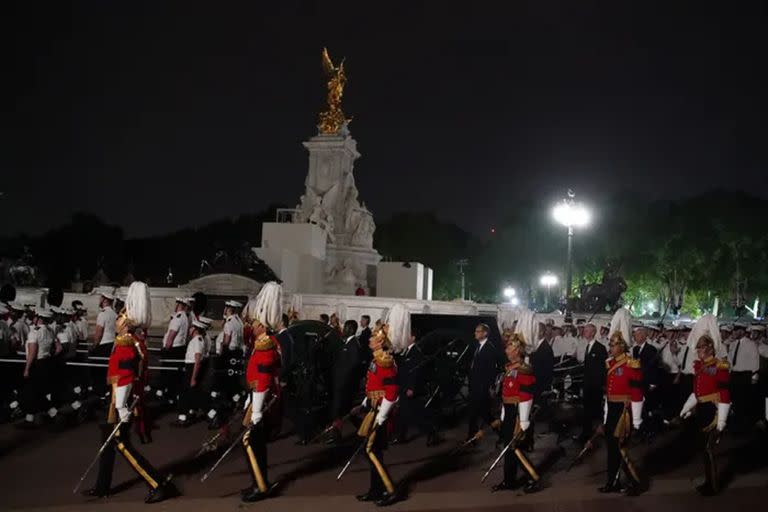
<box><xmin>680</xmin><ymin>393</ymin><xmax>697</xmax><ymax>419</ymax></box>
<box><xmin>717</xmin><ymin>402</ymin><xmax>731</xmax><ymax>432</ymax></box>
<box><xmin>631</xmin><ymin>400</ymin><xmax>644</xmax><ymax>430</ymax></box>
<box><xmin>375</xmin><ymin>397</ymin><xmax>396</xmax><ymax>426</ymax></box>
<box><xmin>250</xmin><ymin>391</ymin><xmax>265</xmax><ymax>425</ymax></box>
<box><xmin>115</xmin><ymin>383</ymin><xmax>133</xmax><ymax>423</ymax></box>
<box><xmin>518</xmin><ymin>400</ymin><xmax>532</xmax><ymax>431</ymax></box>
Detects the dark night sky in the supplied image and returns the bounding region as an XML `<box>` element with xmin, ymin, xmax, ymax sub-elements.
<box><xmin>7</xmin><ymin>1</ymin><xmax>768</xmax><ymax>238</ymax></box>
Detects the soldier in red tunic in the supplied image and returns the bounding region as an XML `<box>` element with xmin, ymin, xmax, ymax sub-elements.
<box><xmin>355</xmin><ymin>326</ymin><xmax>400</xmax><ymax>507</ymax></box>
<box><xmin>84</xmin><ymin>282</ymin><xmax>173</xmax><ymax>504</ymax></box>
<box><xmin>600</xmin><ymin>330</ymin><xmax>644</xmax><ymax>495</ymax></box>
<box><xmin>491</xmin><ymin>333</ymin><xmax>541</xmax><ymax>493</ymax></box>
<box><xmin>240</xmin><ymin>282</ymin><xmax>282</xmax><ymax>503</ymax></box>
<box><xmin>679</xmin><ymin>334</ymin><xmax>731</xmax><ymax>495</ymax></box>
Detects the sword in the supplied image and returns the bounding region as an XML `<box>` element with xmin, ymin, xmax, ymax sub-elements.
<box><xmin>337</xmin><ymin>402</ymin><xmax>380</xmax><ymax>481</ymax></box>
<box><xmin>200</xmin><ymin>393</ymin><xmax>277</xmax><ymax>483</ymax></box>
<box><xmin>481</xmin><ymin>432</ymin><xmax>522</xmax><ymax>483</ymax></box>
<box><xmin>566</xmin><ymin>427</ymin><xmax>602</xmax><ymax>471</ymax></box>
<box><xmin>73</xmin><ymin>395</ymin><xmax>139</xmax><ymax>494</ymax></box>
<box><xmin>195</xmin><ymin>410</ymin><xmax>244</xmax><ymax>458</ymax></box>
<box><xmin>310</xmin><ymin>411</ymin><xmax>352</xmax><ymax>444</ymax></box>
<box><xmin>336</xmin><ymin>432</ymin><xmax>370</xmax><ymax>481</ymax></box>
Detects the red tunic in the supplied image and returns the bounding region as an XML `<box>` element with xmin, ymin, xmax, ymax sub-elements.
<box><xmin>694</xmin><ymin>357</ymin><xmax>731</xmax><ymax>404</ymax></box>
<box><xmin>246</xmin><ymin>334</ymin><xmax>281</xmax><ymax>393</ymax></box>
<box><xmin>107</xmin><ymin>335</ymin><xmax>139</xmax><ymax>386</ymax></box>
<box><xmin>501</xmin><ymin>361</ymin><xmax>536</xmax><ymax>404</ymax></box>
<box><xmin>365</xmin><ymin>350</ymin><xmax>399</xmax><ymax>402</ymax></box>
<box><xmin>605</xmin><ymin>354</ymin><xmax>643</xmax><ymax>403</ymax></box>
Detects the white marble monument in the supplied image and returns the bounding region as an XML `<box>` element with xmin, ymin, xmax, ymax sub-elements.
<box><xmin>293</xmin><ymin>126</ymin><xmax>381</xmax><ymax>294</ymax></box>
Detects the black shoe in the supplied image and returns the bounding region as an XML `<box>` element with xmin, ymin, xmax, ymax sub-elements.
<box><xmin>524</xmin><ymin>480</ymin><xmax>541</xmax><ymax>494</ymax></box>
<box><xmin>171</xmin><ymin>418</ymin><xmax>191</xmax><ymax>428</ymax></box>
<box><xmin>696</xmin><ymin>483</ymin><xmax>717</xmax><ymax>496</ymax></box>
<box><xmin>295</xmin><ymin>438</ymin><xmax>309</xmax><ymax>446</ymax></box>
<box><xmin>144</xmin><ymin>486</ymin><xmax>168</xmax><ymax>504</ymax></box>
<box><xmin>598</xmin><ymin>483</ymin><xmax>621</xmax><ymax>493</ymax></box>
<box><xmin>241</xmin><ymin>486</ymin><xmax>268</xmax><ymax>503</ymax></box>
<box><xmin>375</xmin><ymin>492</ymin><xmax>399</xmax><ymax>507</ymax></box>
<box><xmin>491</xmin><ymin>481</ymin><xmax>517</xmax><ymax>492</ymax></box>
<box><xmin>81</xmin><ymin>488</ymin><xmax>109</xmax><ymax>498</ymax></box>
<box><xmin>622</xmin><ymin>482</ymin><xmax>642</xmax><ymax>496</ymax></box>
<box><xmin>390</xmin><ymin>436</ymin><xmax>402</xmax><ymax>445</ymax></box>
<box><xmin>356</xmin><ymin>491</ymin><xmax>382</xmax><ymax>502</ymax></box>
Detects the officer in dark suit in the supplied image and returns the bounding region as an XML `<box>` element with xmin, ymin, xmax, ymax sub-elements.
<box><xmin>358</xmin><ymin>315</ymin><xmax>373</xmax><ymax>364</ymax></box>
<box><xmin>394</xmin><ymin>328</ymin><xmax>439</xmax><ymax>446</ymax></box>
<box><xmin>275</xmin><ymin>314</ymin><xmax>294</xmax><ymax>385</ymax></box>
<box><xmin>529</xmin><ymin>322</ymin><xmax>554</xmax><ymax>402</ymax></box>
<box><xmin>578</xmin><ymin>322</ymin><xmax>607</xmax><ymax>441</ymax></box>
<box><xmin>631</xmin><ymin>324</ymin><xmax>660</xmax><ymax>432</ymax></box>
<box><xmin>326</xmin><ymin>319</ymin><xmax>362</xmax><ymax>444</ymax></box>
<box><xmin>467</xmin><ymin>323</ymin><xmax>502</xmax><ymax>440</ymax></box>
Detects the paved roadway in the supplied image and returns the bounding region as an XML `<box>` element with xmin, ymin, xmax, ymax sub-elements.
<box><xmin>1</xmin><ymin>407</ymin><xmax>767</xmax><ymax>511</ymax></box>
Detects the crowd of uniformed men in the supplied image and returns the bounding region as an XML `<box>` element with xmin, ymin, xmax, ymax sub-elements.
<box><xmin>1</xmin><ymin>284</ymin><xmax>768</xmax><ymax>505</ymax></box>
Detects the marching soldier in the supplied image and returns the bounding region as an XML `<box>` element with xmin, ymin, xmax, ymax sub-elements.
<box><xmin>92</xmin><ymin>292</ymin><xmax>117</xmax><ymax>356</ymax></box>
<box><xmin>239</xmin><ymin>283</ymin><xmax>282</xmax><ymax>503</ymax></box>
<box><xmin>160</xmin><ymin>297</ymin><xmax>191</xmax><ymax>404</ymax></box>
<box><xmin>679</xmin><ymin>318</ymin><xmax>730</xmax><ymax>496</ymax></box>
<box><xmin>22</xmin><ymin>308</ymin><xmax>53</xmax><ymax>426</ymax></box>
<box><xmin>490</xmin><ymin>332</ymin><xmax>540</xmax><ymax>493</ymax></box>
<box><xmin>600</xmin><ymin>309</ymin><xmax>644</xmax><ymax>495</ymax></box>
<box><xmin>728</xmin><ymin>321</ymin><xmax>759</xmax><ymax>429</ymax></box>
<box><xmin>355</xmin><ymin>325</ymin><xmax>400</xmax><ymax>506</ymax></box>
<box><xmin>174</xmin><ymin>319</ymin><xmax>208</xmax><ymax>427</ymax></box>
<box><xmin>83</xmin><ymin>282</ymin><xmax>174</xmax><ymax>503</ymax></box>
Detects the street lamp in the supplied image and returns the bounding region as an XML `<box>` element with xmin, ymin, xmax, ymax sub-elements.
<box><xmin>539</xmin><ymin>273</ymin><xmax>558</xmax><ymax>310</ymax></box>
<box><xmin>503</xmin><ymin>287</ymin><xmax>516</xmax><ymax>299</ymax></box>
<box><xmin>552</xmin><ymin>190</ymin><xmax>590</xmax><ymax>303</ymax></box>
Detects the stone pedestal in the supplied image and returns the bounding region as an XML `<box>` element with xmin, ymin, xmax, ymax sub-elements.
<box><xmin>376</xmin><ymin>262</ymin><xmax>432</xmax><ymax>300</ymax></box>
<box><xmin>292</xmin><ymin>128</ymin><xmax>380</xmax><ymax>294</ymax></box>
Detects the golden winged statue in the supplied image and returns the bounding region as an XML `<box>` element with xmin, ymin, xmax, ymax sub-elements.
<box><xmin>318</xmin><ymin>47</ymin><xmax>350</xmax><ymax>134</ymax></box>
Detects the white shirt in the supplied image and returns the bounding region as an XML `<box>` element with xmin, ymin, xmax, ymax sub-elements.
<box><xmin>185</xmin><ymin>335</ymin><xmax>204</xmax><ymax>363</ymax></box>
<box><xmin>728</xmin><ymin>336</ymin><xmax>760</xmax><ymax>372</ymax></box>
<box><xmin>26</xmin><ymin>324</ymin><xmax>53</xmax><ymax>360</ymax></box>
<box><xmin>659</xmin><ymin>341</ymin><xmax>680</xmax><ymax>374</ymax></box>
<box><xmin>75</xmin><ymin>317</ymin><xmax>89</xmax><ymax>341</ymax></box>
<box><xmin>223</xmin><ymin>315</ymin><xmax>244</xmax><ymax>351</ymax></box>
<box><xmin>577</xmin><ymin>337</ymin><xmax>596</xmax><ymax>363</ymax></box>
<box><xmin>57</xmin><ymin>322</ymin><xmax>75</xmax><ymax>345</ymax></box>
<box><xmin>552</xmin><ymin>335</ymin><xmax>577</xmax><ymax>358</ymax></box>
<box><xmin>13</xmin><ymin>318</ymin><xmax>30</xmax><ymax>346</ymax></box>
<box><xmin>215</xmin><ymin>331</ymin><xmax>225</xmax><ymax>355</ymax></box>
<box><xmin>96</xmin><ymin>307</ymin><xmax>117</xmax><ymax>345</ymax></box>
<box><xmin>165</xmin><ymin>311</ymin><xmax>189</xmax><ymax>348</ymax></box>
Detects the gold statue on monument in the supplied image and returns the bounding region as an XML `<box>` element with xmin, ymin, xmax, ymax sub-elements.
<box><xmin>318</xmin><ymin>47</ymin><xmax>350</xmax><ymax>134</ymax></box>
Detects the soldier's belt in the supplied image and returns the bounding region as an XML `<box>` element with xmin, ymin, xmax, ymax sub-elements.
<box><xmin>502</xmin><ymin>396</ymin><xmax>521</xmax><ymax>405</ymax></box>
<box><xmin>697</xmin><ymin>393</ymin><xmax>720</xmax><ymax>405</ymax></box>
<box><xmin>607</xmin><ymin>394</ymin><xmax>631</xmax><ymax>404</ymax></box>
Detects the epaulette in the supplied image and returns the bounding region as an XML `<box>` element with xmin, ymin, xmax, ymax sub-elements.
<box><xmin>34</xmin><ymin>326</ymin><xmax>40</xmax><ymax>331</ymax></box>
<box><xmin>253</xmin><ymin>333</ymin><xmax>275</xmax><ymax>351</ymax></box>
<box><xmin>716</xmin><ymin>359</ymin><xmax>730</xmax><ymax>371</ymax></box>
<box><xmin>175</xmin><ymin>312</ymin><xmax>182</xmax><ymax>319</ymax></box>
<box><xmin>226</xmin><ymin>317</ymin><xmax>232</xmax><ymax>322</ymax></box>
<box><xmin>373</xmin><ymin>349</ymin><xmax>395</xmax><ymax>368</ymax></box>
<box><xmin>627</xmin><ymin>358</ymin><xmax>641</xmax><ymax>369</ymax></box>
<box><xmin>115</xmin><ymin>333</ymin><xmax>135</xmax><ymax>347</ymax></box>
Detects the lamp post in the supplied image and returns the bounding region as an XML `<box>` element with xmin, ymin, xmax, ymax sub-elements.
<box><xmin>539</xmin><ymin>273</ymin><xmax>558</xmax><ymax>310</ymax></box>
<box><xmin>553</xmin><ymin>190</ymin><xmax>590</xmax><ymax>303</ymax></box>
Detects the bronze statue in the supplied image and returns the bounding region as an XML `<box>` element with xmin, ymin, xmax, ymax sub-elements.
<box><xmin>318</xmin><ymin>48</ymin><xmax>350</xmax><ymax>134</ymax></box>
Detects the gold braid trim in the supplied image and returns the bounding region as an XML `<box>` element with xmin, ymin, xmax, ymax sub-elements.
<box><xmin>253</xmin><ymin>333</ymin><xmax>275</xmax><ymax>351</ymax></box>
<box><xmin>373</xmin><ymin>349</ymin><xmax>394</xmax><ymax>368</ymax></box>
